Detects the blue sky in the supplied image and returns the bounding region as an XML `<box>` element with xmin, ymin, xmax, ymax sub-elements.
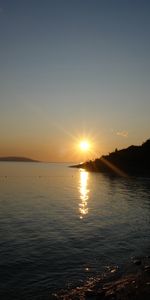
<box><xmin>0</xmin><ymin>0</ymin><xmax>150</xmax><ymax>161</ymax></box>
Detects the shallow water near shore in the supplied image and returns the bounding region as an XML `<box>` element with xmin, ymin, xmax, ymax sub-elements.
<box><xmin>0</xmin><ymin>162</ymin><xmax>150</xmax><ymax>299</ymax></box>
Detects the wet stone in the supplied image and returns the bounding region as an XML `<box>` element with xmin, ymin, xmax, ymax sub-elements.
<box><xmin>133</xmin><ymin>259</ymin><xmax>141</xmax><ymax>265</ymax></box>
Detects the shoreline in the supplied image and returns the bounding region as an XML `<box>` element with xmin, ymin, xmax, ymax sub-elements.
<box><xmin>52</xmin><ymin>256</ymin><xmax>150</xmax><ymax>299</ymax></box>
<box><xmin>70</xmin><ymin>139</ymin><xmax>150</xmax><ymax>177</ymax></box>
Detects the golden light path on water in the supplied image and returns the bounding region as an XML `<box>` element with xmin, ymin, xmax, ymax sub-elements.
<box><xmin>79</xmin><ymin>169</ymin><xmax>89</xmax><ymax>219</ymax></box>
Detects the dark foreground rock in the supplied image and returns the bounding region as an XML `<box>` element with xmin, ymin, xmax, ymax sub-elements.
<box><xmin>51</xmin><ymin>256</ymin><xmax>150</xmax><ymax>300</ymax></box>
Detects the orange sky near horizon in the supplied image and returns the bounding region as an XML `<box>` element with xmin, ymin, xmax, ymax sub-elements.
<box><xmin>0</xmin><ymin>128</ymin><xmax>149</xmax><ymax>162</ymax></box>
<box><xmin>0</xmin><ymin>1</ymin><xmax>150</xmax><ymax>162</ymax></box>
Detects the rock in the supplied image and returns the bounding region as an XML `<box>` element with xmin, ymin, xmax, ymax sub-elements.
<box><xmin>51</xmin><ymin>257</ymin><xmax>150</xmax><ymax>300</ymax></box>
<box><xmin>133</xmin><ymin>259</ymin><xmax>141</xmax><ymax>265</ymax></box>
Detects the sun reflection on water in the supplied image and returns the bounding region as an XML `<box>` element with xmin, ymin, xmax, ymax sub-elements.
<box><xmin>79</xmin><ymin>169</ymin><xmax>89</xmax><ymax>219</ymax></box>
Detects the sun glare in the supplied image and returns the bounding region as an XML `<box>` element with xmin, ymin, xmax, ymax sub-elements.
<box><xmin>79</xmin><ymin>140</ymin><xmax>90</xmax><ymax>151</ymax></box>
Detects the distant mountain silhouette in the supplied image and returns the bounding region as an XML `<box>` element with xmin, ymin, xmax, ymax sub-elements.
<box><xmin>0</xmin><ymin>156</ymin><xmax>39</xmax><ymax>162</ymax></box>
<box><xmin>71</xmin><ymin>139</ymin><xmax>150</xmax><ymax>177</ymax></box>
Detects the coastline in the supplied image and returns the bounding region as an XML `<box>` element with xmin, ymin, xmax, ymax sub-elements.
<box><xmin>52</xmin><ymin>256</ymin><xmax>150</xmax><ymax>299</ymax></box>
<box><xmin>70</xmin><ymin>139</ymin><xmax>150</xmax><ymax>177</ymax></box>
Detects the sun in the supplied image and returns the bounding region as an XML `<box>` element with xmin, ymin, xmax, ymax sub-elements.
<box><xmin>79</xmin><ymin>140</ymin><xmax>90</xmax><ymax>151</ymax></box>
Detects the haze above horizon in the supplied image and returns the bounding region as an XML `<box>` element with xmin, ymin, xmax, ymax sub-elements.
<box><xmin>0</xmin><ymin>0</ymin><xmax>150</xmax><ymax>162</ymax></box>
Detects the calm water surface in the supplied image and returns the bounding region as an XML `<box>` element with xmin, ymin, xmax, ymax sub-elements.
<box><xmin>0</xmin><ymin>162</ymin><xmax>150</xmax><ymax>299</ymax></box>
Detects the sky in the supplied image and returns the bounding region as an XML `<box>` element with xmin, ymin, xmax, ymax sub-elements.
<box><xmin>0</xmin><ymin>0</ymin><xmax>150</xmax><ymax>162</ymax></box>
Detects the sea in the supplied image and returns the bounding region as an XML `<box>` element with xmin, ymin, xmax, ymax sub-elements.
<box><xmin>0</xmin><ymin>162</ymin><xmax>149</xmax><ymax>299</ymax></box>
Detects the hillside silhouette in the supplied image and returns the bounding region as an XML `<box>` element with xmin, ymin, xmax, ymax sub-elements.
<box><xmin>0</xmin><ymin>156</ymin><xmax>39</xmax><ymax>162</ymax></box>
<box><xmin>72</xmin><ymin>139</ymin><xmax>150</xmax><ymax>177</ymax></box>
